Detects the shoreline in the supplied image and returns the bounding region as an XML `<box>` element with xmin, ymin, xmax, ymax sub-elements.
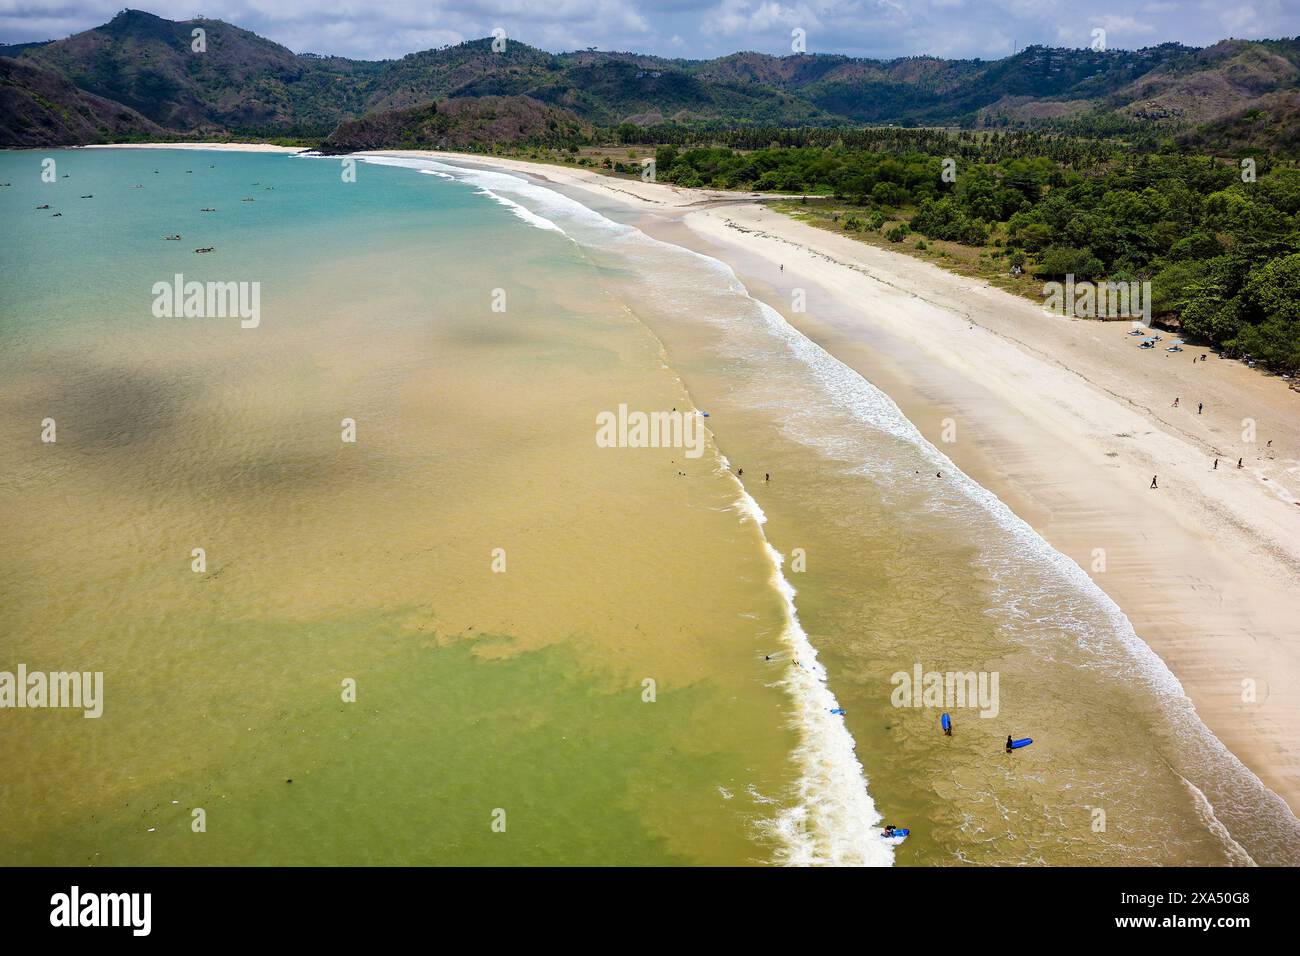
<box><xmin>85</xmin><ymin>144</ymin><xmax>1300</xmax><ymax>817</ymax></box>
<box><xmin>78</xmin><ymin>142</ymin><xmax>305</xmax><ymax>154</ymax></box>
<box><xmin>358</xmin><ymin>149</ymin><xmax>1300</xmax><ymax>817</ymax></box>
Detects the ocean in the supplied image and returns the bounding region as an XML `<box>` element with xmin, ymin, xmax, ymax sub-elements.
<box><xmin>1</xmin><ymin>148</ymin><xmax>1296</xmax><ymax>865</ymax></box>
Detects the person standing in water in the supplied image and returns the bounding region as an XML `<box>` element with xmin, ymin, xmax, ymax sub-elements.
<box><xmin>1006</xmin><ymin>735</ymin><xmax>1014</xmax><ymax>753</ymax></box>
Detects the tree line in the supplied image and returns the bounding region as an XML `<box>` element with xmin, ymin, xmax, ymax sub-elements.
<box><xmin>651</xmin><ymin>143</ymin><xmax>1298</xmax><ymax>372</ymax></box>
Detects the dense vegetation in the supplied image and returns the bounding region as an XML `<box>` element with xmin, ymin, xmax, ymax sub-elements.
<box><xmin>319</xmin><ymin>97</ymin><xmax>591</xmax><ymax>153</ymax></box>
<box><xmin>653</xmin><ymin>144</ymin><xmax>1300</xmax><ymax>371</ymax></box>
<box><xmin>606</xmin><ymin>123</ymin><xmax>1153</xmax><ymax>166</ymax></box>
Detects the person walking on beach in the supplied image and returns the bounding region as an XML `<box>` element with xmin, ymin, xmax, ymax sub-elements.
<box><xmin>1198</xmin><ymin>402</ymin><xmax>1203</xmax><ymax>414</ymax></box>
<box><xmin>765</xmin><ymin>473</ymin><xmax>769</xmax><ymax>482</ymax></box>
<box><xmin>1172</xmin><ymin>397</ymin><xmax>1179</xmax><ymax>408</ymax></box>
<box><xmin>1150</xmin><ymin>475</ymin><xmax>1158</xmax><ymax>489</ymax></box>
<box><xmin>1214</xmin><ymin>459</ymin><xmax>1218</xmax><ymax>470</ymax></box>
<box><xmin>1238</xmin><ymin>458</ymin><xmax>1243</xmax><ymax>469</ymax></box>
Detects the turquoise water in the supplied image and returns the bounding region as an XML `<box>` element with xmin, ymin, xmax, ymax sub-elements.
<box><xmin>1</xmin><ymin>150</ymin><xmax>547</xmax><ymax>344</ymax></box>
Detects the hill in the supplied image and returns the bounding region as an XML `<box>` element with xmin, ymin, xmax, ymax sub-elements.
<box><xmin>0</xmin><ymin>55</ymin><xmax>163</xmax><ymax>146</ymax></box>
<box><xmin>2</xmin><ymin>10</ymin><xmax>1296</xmax><ymax>150</ymax></box>
<box><xmin>318</xmin><ymin>96</ymin><xmax>591</xmax><ymax>153</ymax></box>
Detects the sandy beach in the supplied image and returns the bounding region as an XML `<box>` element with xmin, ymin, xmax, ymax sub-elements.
<box><xmin>80</xmin><ymin>142</ymin><xmax>306</xmax><ymax>154</ymax></box>
<box><xmin>350</xmin><ymin>149</ymin><xmax>1300</xmax><ymax>816</ymax></box>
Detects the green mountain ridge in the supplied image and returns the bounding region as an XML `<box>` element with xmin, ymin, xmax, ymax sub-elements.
<box><xmin>318</xmin><ymin>96</ymin><xmax>591</xmax><ymax>153</ymax></box>
<box><xmin>2</xmin><ymin>9</ymin><xmax>1297</xmax><ymax>149</ymax></box>
<box><xmin>0</xmin><ymin>54</ymin><xmax>164</xmax><ymax>146</ymax></box>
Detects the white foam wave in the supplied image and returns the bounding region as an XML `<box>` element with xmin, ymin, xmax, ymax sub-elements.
<box><xmin>360</xmin><ymin>156</ymin><xmax>568</xmax><ymax>234</ymax></box>
<box><xmin>719</xmin><ymin>457</ymin><xmax>890</xmax><ymax>865</ymax></box>
<box><xmin>1181</xmin><ymin>775</ymin><xmax>1257</xmax><ymax>866</ymax></box>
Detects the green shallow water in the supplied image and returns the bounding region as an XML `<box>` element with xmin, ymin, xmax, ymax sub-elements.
<box><xmin>5</xmin><ymin>612</ymin><xmax>742</xmax><ymax>866</ymax></box>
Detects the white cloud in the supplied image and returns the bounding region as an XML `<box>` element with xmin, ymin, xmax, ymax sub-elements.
<box><xmin>0</xmin><ymin>0</ymin><xmax>1295</xmax><ymax>59</ymax></box>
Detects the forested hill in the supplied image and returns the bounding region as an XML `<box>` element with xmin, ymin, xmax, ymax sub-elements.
<box><xmin>2</xmin><ymin>10</ymin><xmax>1298</xmax><ymax>148</ymax></box>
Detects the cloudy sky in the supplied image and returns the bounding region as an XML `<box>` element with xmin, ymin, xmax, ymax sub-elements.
<box><xmin>1</xmin><ymin>1</ymin><xmax>1296</xmax><ymax>61</ymax></box>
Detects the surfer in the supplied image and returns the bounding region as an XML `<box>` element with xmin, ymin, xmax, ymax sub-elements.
<box><xmin>882</xmin><ymin>825</ymin><xmax>896</xmax><ymax>838</ymax></box>
<box><xmin>943</xmin><ymin>717</ymin><xmax>952</xmax><ymax>737</ymax></box>
<box><xmin>1006</xmin><ymin>735</ymin><xmax>1013</xmax><ymax>753</ymax></box>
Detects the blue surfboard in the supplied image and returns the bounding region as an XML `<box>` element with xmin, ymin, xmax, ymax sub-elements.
<box><xmin>940</xmin><ymin>713</ymin><xmax>951</xmax><ymax>732</ymax></box>
<box><xmin>1010</xmin><ymin>737</ymin><xmax>1033</xmax><ymax>749</ymax></box>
